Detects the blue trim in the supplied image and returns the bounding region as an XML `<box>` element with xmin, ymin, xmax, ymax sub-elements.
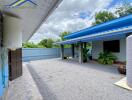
<box><xmin>27</xmin><ymin>0</ymin><xmax>37</xmax><ymax>5</ymax></box>
<box><xmin>0</xmin><ymin>64</ymin><xmax>8</xmax><ymax>96</ymax></box>
<box><xmin>0</xmin><ymin>69</ymin><xmax>3</xmax><ymax>96</ymax></box>
<box><xmin>6</xmin><ymin>0</ymin><xmax>37</xmax><ymax>7</ymax></box>
<box><xmin>15</xmin><ymin>0</ymin><xmax>29</xmax><ymax>7</ymax></box>
<box><xmin>60</xmin><ymin>27</ymin><xmax>132</xmax><ymax>44</ymax></box>
<box><xmin>3</xmin><ymin>64</ymin><xmax>8</xmax><ymax>88</ymax></box>
<box><xmin>65</xmin><ymin>14</ymin><xmax>132</xmax><ymax>39</ymax></box>
<box><xmin>16</xmin><ymin>0</ymin><xmax>37</xmax><ymax>7</ymax></box>
<box><xmin>0</xmin><ymin>48</ymin><xmax>9</xmax><ymax>97</ymax></box>
<box><xmin>7</xmin><ymin>0</ymin><xmax>22</xmax><ymax>6</ymax></box>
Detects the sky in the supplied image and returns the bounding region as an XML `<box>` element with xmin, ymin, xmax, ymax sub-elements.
<box><xmin>29</xmin><ymin>0</ymin><xmax>132</xmax><ymax>43</ymax></box>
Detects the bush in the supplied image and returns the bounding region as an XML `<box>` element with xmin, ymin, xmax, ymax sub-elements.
<box><xmin>98</xmin><ymin>52</ymin><xmax>117</xmax><ymax>65</ymax></box>
<box><xmin>83</xmin><ymin>48</ymin><xmax>90</xmax><ymax>62</ymax></box>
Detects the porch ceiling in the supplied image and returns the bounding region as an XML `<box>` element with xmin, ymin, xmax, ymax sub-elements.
<box><xmin>0</xmin><ymin>0</ymin><xmax>62</xmax><ymax>42</ymax></box>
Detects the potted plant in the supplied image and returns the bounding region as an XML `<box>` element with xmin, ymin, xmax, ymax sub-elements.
<box><xmin>117</xmin><ymin>62</ymin><xmax>126</xmax><ymax>75</ymax></box>
<box><xmin>98</xmin><ymin>52</ymin><xmax>117</xmax><ymax>65</ymax></box>
<box><xmin>117</xmin><ymin>64</ymin><xmax>126</xmax><ymax>75</ymax></box>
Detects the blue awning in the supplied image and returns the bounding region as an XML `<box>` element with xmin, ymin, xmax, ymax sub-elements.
<box><xmin>64</xmin><ymin>14</ymin><xmax>132</xmax><ymax>39</ymax></box>
<box><xmin>56</xmin><ymin>26</ymin><xmax>132</xmax><ymax>44</ymax></box>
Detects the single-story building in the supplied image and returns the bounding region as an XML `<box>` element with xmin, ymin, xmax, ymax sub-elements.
<box><xmin>57</xmin><ymin>14</ymin><xmax>132</xmax><ymax>63</ymax></box>
<box><xmin>56</xmin><ymin>14</ymin><xmax>132</xmax><ymax>87</ymax></box>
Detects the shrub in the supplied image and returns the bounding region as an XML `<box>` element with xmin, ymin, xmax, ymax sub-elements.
<box><xmin>83</xmin><ymin>48</ymin><xmax>89</xmax><ymax>62</ymax></box>
<box><xmin>98</xmin><ymin>52</ymin><xmax>117</xmax><ymax>65</ymax></box>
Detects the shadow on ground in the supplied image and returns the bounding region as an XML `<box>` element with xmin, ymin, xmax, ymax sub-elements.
<box><xmin>27</xmin><ymin>63</ymin><xmax>58</xmax><ymax>100</ymax></box>
<box><xmin>59</xmin><ymin>59</ymin><xmax>121</xmax><ymax>75</ymax></box>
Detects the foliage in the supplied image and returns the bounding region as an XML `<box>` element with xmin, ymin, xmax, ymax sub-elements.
<box><xmin>116</xmin><ymin>6</ymin><xmax>132</xmax><ymax>17</ymax></box>
<box><xmin>59</xmin><ymin>31</ymin><xmax>71</xmax><ymax>48</ymax></box>
<box><xmin>116</xmin><ymin>0</ymin><xmax>132</xmax><ymax>17</ymax></box>
<box><xmin>38</xmin><ymin>38</ymin><xmax>54</xmax><ymax>48</ymax></box>
<box><xmin>93</xmin><ymin>11</ymin><xmax>116</xmax><ymax>25</ymax></box>
<box><xmin>92</xmin><ymin>1</ymin><xmax>132</xmax><ymax>25</ymax></box>
<box><xmin>98</xmin><ymin>52</ymin><xmax>117</xmax><ymax>65</ymax></box>
<box><xmin>60</xmin><ymin>31</ymin><xmax>70</xmax><ymax>41</ymax></box>
<box><xmin>23</xmin><ymin>39</ymin><xmax>61</xmax><ymax>48</ymax></box>
<box><xmin>22</xmin><ymin>42</ymin><xmax>41</xmax><ymax>48</ymax></box>
<box><xmin>83</xmin><ymin>48</ymin><xmax>89</xmax><ymax>62</ymax></box>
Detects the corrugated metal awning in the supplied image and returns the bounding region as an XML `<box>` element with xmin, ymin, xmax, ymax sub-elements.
<box><xmin>64</xmin><ymin>14</ymin><xmax>132</xmax><ymax>39</ymax></box>
<box><xmin>56</xmin><ymin>26</ymin><xmax>132</xmax><ymax>45</ymax></box>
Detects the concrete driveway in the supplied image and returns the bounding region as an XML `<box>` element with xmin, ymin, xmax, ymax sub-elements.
<box><xmin>6</xmin><ymin>59</ymin><xmax>132</xmax><ymax>100</ymax></box>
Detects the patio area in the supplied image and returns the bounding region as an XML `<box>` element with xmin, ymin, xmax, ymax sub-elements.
<box><xmin>6</xmin><ymin>58</ymin><xmax>132</xmax><ymax>100</ymax></box>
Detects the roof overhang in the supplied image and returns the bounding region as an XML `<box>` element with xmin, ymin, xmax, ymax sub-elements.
<box><xmin>0</xmin><ymin>0</ymin><xmax>62</xmax><ymax>42</ymax></box>
<box><xmin>56</xmin><ymin>26</ymin><xmax>132</xmax><ymax>45</ymax></box>
<box><xmin>65</xmin><ymin>14</ymin><xmax>132</xmax><ymax>39</ymax></box>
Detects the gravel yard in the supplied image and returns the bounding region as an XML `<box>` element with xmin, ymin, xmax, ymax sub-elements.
<box><xmin>6</xmin><ymin>58</ymin><xmax>132</xmax><ymax>100</ymax></box>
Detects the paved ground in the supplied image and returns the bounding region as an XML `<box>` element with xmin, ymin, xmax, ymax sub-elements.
<box><xmin>6</xmin><ymin>59</ymin><xmax>132</xmax><ymax>100</ymax></box>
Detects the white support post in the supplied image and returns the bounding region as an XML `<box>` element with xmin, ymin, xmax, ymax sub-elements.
<box><xmin>126</xmin><ymin>34</ymin><xmax>132</xmax><ymax>88</ymax></box>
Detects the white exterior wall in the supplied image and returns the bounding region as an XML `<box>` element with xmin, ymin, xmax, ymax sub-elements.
<box><xmin>92</xmin><ymin>41</ymin><xmax>103</xmax><ymax>60</ymax></box>
<box><xmin>113</xmin><ymin>39</ymin><xmax>126</xmax><ymax>62</ymax></box>
<box><xmin>92</xmin><ymin>39</ymin><xmax>126</xmax><ymax>62</ymax></box>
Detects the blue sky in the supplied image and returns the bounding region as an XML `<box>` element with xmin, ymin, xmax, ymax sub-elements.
<box><xmin>30</xmin><ymin>0</ymin><xmax>132</xmax><ymax>43</ymax></box>
<box><xmin>108</xmin><ymin>0</ymin><xmax>132</xmax><ymax>8</ymax></box>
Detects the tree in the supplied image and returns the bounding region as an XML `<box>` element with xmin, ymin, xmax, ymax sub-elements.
<box><xmin>93</xmin><ymin>11</ymin><xmax>116</xmax><ymax>25</ymax></box>
<box><xmin>60</xmin><ymin>31</ymin><xmax>70</xmax><ymax>41</ymax></box>
<box><xmin>52</xmin><ymin>39</ymin><xmax>61</xmax><ymax>48</ymax></box>
<box><xmin>22</xmin><ymin>42</ymin><xmax>40</xmax><ymax>48</ymax></box>
<box><xmin>116</xmin><ymin>0</ymin><xmax>132</xmax><ymax>17</ymax></box>
<box><xmin>59</xmin><ymin>31</ymin><xmax>71</xmax><ymax>48</ymax></box>
<box><xmin>38</xmin><ymin>38</ymin><xmax>54</xmax><ymax>48</ymax></box>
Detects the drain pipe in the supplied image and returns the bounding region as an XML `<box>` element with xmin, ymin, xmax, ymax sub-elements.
<box><xmin>126</xmin><ymin>34</ymin><xmax>132</xmax><ymax>88</ymax></box>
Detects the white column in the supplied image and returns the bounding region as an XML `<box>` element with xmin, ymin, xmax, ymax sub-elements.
<box><xmin>126</xmin><ymin>34</ymin><xmax>132</xmax><ymax>88</ymax></box>
<box><xmin>3</xmin><ymin>15</ymin><xmax>22</xmax><ymax>50</ymax></box>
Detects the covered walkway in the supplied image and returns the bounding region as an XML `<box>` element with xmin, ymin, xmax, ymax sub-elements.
<box><xmin>56</xmin><ymin>15</ymin><xmax>132</xmax><ymax>63</ymax></box>
<box><xmin>6</xmin><ymin>59</ymin><xmax>132</xmax><ymax>100</ymax></box>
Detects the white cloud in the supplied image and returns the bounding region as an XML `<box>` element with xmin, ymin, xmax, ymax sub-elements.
<box><xmin>30</xmin><ymin>0</ymin><xmax>113</xmax><ymax>43</ymax></box>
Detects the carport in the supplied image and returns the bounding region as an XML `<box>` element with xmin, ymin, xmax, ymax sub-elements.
<box><xmin>56</xmin><ymin>14</ymin><xmax>132</xmax><ymax>88</ymax></box>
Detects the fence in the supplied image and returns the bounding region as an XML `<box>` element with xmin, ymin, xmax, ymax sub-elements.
<box><xmin>22</xmin><ymin>48</ymin><xmax>72</xmax><ymax>62</ymax></box>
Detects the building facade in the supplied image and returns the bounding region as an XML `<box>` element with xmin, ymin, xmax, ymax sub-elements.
<box><xmin>92</xmin><ymin>38</ymin><xmax>126</xmax><ymax>62</ymax></box>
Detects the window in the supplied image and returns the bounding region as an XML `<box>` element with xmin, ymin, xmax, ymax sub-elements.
<box><xmin>103</xmin><ymin>40</ymin><xmax>120</xmax><ymax>53</ymax></box>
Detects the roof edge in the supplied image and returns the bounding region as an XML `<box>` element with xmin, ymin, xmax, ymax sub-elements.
<box><xmin>64</xmin><ymin>14</ymin><xmax>132</xmax><ymax>39</ymax></box>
